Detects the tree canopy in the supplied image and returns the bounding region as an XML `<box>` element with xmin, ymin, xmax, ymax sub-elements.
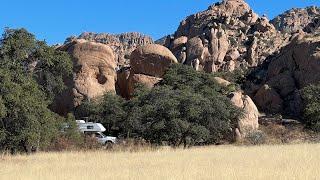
<box><xmin>79</xmin><ymin>64</ymin><xmax>242</xmax><ymax>147</ymax></box>
<box><xmin>301</xmin><ymin>83</ymin><xmax>320</xmax><ymax>132</ymax></box>
<box><xmin>0</xmin><ymin>28</ymin><xmax>73</xmax><ymax>153</ymax></box>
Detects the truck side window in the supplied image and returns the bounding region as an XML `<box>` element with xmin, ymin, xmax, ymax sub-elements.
<box><xmin>95</xmin><ymin>133</ymin><xmax>102</xmax><ymax>138</ymax></box>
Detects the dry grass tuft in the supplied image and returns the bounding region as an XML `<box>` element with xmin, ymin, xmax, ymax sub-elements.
<box><xmin>1</xmin><ymin>144</ymin><xmax>320</xmax><ymax>180</ymax></box>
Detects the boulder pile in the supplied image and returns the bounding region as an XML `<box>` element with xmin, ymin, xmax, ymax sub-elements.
<box><xmin>251</xmin><ymin>32</ymin><xmax>320</xmax><ymax>115</ymax></box>
<box><xmin>164</xmin><ymin>0</ymin><xmax>288</xmax><ymax>73</ymax></box>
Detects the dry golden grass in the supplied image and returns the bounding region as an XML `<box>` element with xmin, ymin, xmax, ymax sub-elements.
<box><xmin>1</xmin><ymin>144</ymin><xmax>320</xmax><ymax>180</ymax></box>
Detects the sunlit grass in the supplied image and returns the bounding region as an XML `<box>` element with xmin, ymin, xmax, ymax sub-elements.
<box><xmin>1</xmin><ymin>144</ymin><xmax>319</xmax><ymax>180</ymax></box>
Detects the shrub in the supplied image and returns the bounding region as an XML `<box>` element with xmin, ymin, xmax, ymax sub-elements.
<box><xmin>0</xmin><ymin>28</ymin><xmax>73</xmax><ymax>153</ymax></box>
<box><xmin>301</xmin><ymin>84</ymin><xmax>320</xmax><ymax>132</ymax></box>
<box><xmin>245</xmin><ymin>131</ymin><xmax>267</xmax><ymax>145</ymax></box>
<box><xmin>125</xmin><ymin>64</ymin><xmax>242</xmax><ymax>146</ymax></box>
<box><xmin>79</xmin><ymin>64</ymin><xmax>242</xmax><ymax>147</ymax></box>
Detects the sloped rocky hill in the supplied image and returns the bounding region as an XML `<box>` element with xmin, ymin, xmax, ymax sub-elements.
<box><xmin>249</xmin><ymin>32</ymin><xmax>320</xmax><ymax>116</ymax></box>
<box><xmin>271</xmin><ymin>6</ymin><xmax>320</xmax><ymax>34</ymax></box>
<box><xmin>164</xmin><ymin>0</ymin><xmax>289</xmax><ymax>73</ymax></box>
<box><xmin>57</xmin><ymin>0</ymin><xmax>320</xmax><ymax>121</ymax></box>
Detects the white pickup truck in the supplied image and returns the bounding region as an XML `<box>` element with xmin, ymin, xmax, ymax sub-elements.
<box><xmin>76</xmin><ymin>120</ymin><xmax>117</xmax><ymax>145</ymax></box>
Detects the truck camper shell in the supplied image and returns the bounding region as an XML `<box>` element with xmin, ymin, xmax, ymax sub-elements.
<box><xmin>76</xmin><ymin>121</ymin><xmax>106</xmax><ymax>133</ymax></box>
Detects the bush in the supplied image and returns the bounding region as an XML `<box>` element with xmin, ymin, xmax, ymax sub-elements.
<box><xmin>74</xmin><ymin>93</ymin><xmax>126</xmax><ymax>136</ymax></box>
<box><xmin>215</xmin><ymin>69</ymin><xmax>249</xmax><ymax>87</ymax></box>
<box><xmin>0</xmin><ymin>28</ymin><xmax>73</xmax><ymax>153</ymax></box>
<box><xmin>125</xmin><ymin>64</ymin><xmax>242</xmax><ymax>146</ymax></box>
<box><xmin>0</xmin><ymin>28</ymin><xmax>73</xmax><ymax>103</ymax></box>
<box><xmin>301</xmin><ymin>84</ymin><xmax>320</xmax><ymax>132</ymax></box>
<box><xmin>80</xmin><ymin>64</ymin><xmax>242</xmax><ymax>147</ymax></box>
<box><xmin>245</xmin><ymin>131</ymin><xmax>267</xmax><ymax>145</ymax></box>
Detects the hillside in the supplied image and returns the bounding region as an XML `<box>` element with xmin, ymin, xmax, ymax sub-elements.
<box><xmin>1</xmin><ymin>0</ymin><xmax>320</xmax><ymax>153</ymax></box>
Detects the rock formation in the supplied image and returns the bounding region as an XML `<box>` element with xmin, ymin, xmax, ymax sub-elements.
<box><xmin>130</xmin><ymin>44</ymin><xmax>178</xmax><ymax>77</ymax></box>
<box><xmin>54</xmin><ymin>39</ymin><xmax>117</xmax><ymax>114</ymax></box>
<box><xmin>250</xmin><ymin>32</ymin><xmax>320</xmax><ymax>115</ymax></box>
<box><xmin>69</xmin><ymin>32</ymin><xmax>153</xmax><ymax>66</ymax></box>
<box><xmin>271</xmin><ymin>6</ymin><xmax>320</xmax><ymax>34</ymax></box>
<box><xmin>165</xmin><ymin>0</ymin><xmax>288</xmax><ymax>73</ymax></box>
<box><xmin>229</xmin><ymin>91</ymin><xmax>259</xmax><ymax>137</ymax></box>
<box><xmin>213</xmin><ymin>77</ymin><xmax>259</xmax><ymax>137</ymax></box>
<box><xmin>118</xmin><ymin>44</ymin><xmax>178</xmax><ymax>98</ymax></box>
<box><xmin>55</xmin><ymin>0</ymin><xmax>320</xmax><ymax>123</ymax></box>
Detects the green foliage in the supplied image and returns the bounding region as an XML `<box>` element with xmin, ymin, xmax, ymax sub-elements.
<box><xmin>127</xmin><ymin>65</ymin><xmax>241</xmax><ymax>146</ymax></box>
<box><xmin>0</xmin><ymin>28</ymin><xmax>36</xmax><ymax>64</ymax></box>
<box><xmin>59</xmin><ymin>113</ymin><xmax>83</xmax><ymax>145</ymax></box>
<box><xmin>301</xmin><ymin>84</ymin><xmax>320</xmax><ymax>132</ymax></box>
<box><xmin>0</xmin><ymin>28</ymin><xmax>74</xmax><ymax>153</ymax></box>
<box><xmin>0</xmin><ymin>28</ymin><xmax>73</xmax><ymax>102</ymax></box>
<box><xmin>77</xmin><ymin>64</ymin><xmax>241</xmax><ymax>146</ymax></box>
<box><xmin>80</xmin><ymin>64</ymin><xmax>241</xmax><ymax>146</ymax></box>
<box><xmin>0</xmin><ymin>68</ymin><xmax>58</xmax><ymax>153</ymax></box>
<box><xmin>245</xmin><ymin>131</ymin><xmax>266</xmax><ymax>145</ymax></box>
<box><xmin>75</xmin><ymin>93</ymin><xmax>127</xmax><ymax>135</ymax></box>
<box><xmin>31</xmin><ymin>41</ymin><xmax>73</xmax><ymax>102</ymax></box>
<box><xmin>98</xmin><ymin>94</ymin><xmax>127</xmax><ymax>132</ymax></box>
<box><xmin>215</xmin><ymin>69</ymin><xmax>249</xmax><ymax>88</ymax></box>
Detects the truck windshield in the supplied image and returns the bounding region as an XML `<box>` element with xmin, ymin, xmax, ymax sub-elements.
<box><xmin>100</xmin><ymin>133</ymin><xmax>107</xmax><ymax>138</ymax></box>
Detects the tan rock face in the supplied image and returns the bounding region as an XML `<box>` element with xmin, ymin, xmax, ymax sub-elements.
<box><xmin>70</xmin><ymin>32</ymin><xmax>154</xmax><ymax>66</ymax></box>
<box><xmin>165</xmin><ymin>0</ymin><xmax>288</xmax><ymax>73</ymax></box>
<box><xmin>127</xmin><ymin>74</ymin><xmax>162</xmax><ymax>95</ymax></box>
<box><xmin>213</xmin><ymin>77</ymin><xmax>231</xmax><ymax>87</ymax></box>
<box><xmin>172</xmin><ymin>36</ymin><xmax>188</xmax><ymax>51</ymax></box>
<box><xmin>117</xmin><ymin>44</ymin><xmax>178</xmax><ymax>98</ymax></box>
<box><xmin>229</xmin><ymin>91</ymin><xmax>259</xmax><ymax>136</ymax></box>
<box><xmin>130</xmin><ymin>44</ymin><xmax>178</xmax><ymax>78</ymax></box>
<box><xmin>116</xmin><ymin>68</ymin><xmax>131</xmax><ymax>99</ymax></box>
<box><xmin>271</xmin><ymin>6</ymin><xmax>320</xmax><ymax>34</ymax></box>
<box><xmin>251</xmin><ymin>33</ymin><xmax>320</xmax><ymax>115</ymax></box>
<box><xmin>270</xmin><ymin>35</ymin><xmax>320</xmax><ymax>81</ymax></box>
<box><xmin>254</xmin><ymin>85</ymin><xmax>283</xmax><ymax>113</ymax></box>
<box><xmin>56</xmin><ymin>40</ymin><xmax>117</xmax><ymax>114</ymax></box>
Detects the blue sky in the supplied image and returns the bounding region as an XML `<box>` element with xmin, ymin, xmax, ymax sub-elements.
<box><xmin>1</xmin><ymin>0</ymin><xmax>319</xmax><ymax>44</ymax></box>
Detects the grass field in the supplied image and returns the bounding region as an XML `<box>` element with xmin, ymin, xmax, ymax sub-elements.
<box><xmin>1</xmin><ymin>144</ymin><xmax>320</xmax><ymax>180</ymax></box>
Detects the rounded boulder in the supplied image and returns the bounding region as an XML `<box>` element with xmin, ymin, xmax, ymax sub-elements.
<box><xmin>130</xmin><ymin>44</ymin><xmax>178</xmax><ymax>77</ymax></box>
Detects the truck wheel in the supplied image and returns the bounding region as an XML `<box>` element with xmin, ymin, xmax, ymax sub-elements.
<box><xmin>105</xmin><ymin>141</ymin><xmax>114</xmax><ymax>150</ymax></box>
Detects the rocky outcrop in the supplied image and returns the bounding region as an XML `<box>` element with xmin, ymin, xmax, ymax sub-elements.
<box><xmin>229</xmin><ymin>91</ymin><xmax>259</xmax><ymax>137</ymax></box>
<box><xmin>55</xmin><ymin>39</ymin><xmax>117</xmax><ymax>114</ymax></box>
<box><xmin>71</xmin><ymin>32</ymin><xmax>153</xmax><ymax>66</ymax></box>
<box><xmin>165</xmin><ymin>0</ymin><xmax>288</xmax><ymax>73</ymax></box>
<box><xmin>251</xmin><ymin>32</ymin><xmax>320</xmax><ymax>115</ymax></box>
<box><xmin>254</xmin><ymin>85</ymin><xmax>283</xmax><ymax>113</ymax></box>
<box><xmin>271</xmin><ymin>6</ymin><xmax>320</xmax><ymax>34</ymax></box>
<box><xmin>206</xmin><ymin>76</ymin><xmax>260</xmax><ymax>137</ymax></box>
<box><xmin>130</xmin><ymin>44</ymin><xmax>178</xmax><ymax>77</ymax></box>
<box><xmin>119</xmin><ymin>44</ymin><xmax>178</xmax><ymax>97</ymax></box>
<box><xmin>127</xmin><ymin>74</ymin><xmax>162</xmax><ymax>96</ymax></box>
<box><xmin>116</xmin><ymin>67</ymin><xmax>131</xmax><ymax>99</ymax></box>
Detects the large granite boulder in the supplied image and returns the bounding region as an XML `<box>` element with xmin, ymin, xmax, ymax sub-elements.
<box><xmin>229</xmin><ymin>91</ymin><xmax>259</xmax><ymax>137</ymax></box>
<box><xmin>118</xmin><ymin>44</ymin><xmax>178</xmax><ymax>97</ymax></box>
<box><xmin>130</xmin><ymin>44</ymin><xmax>178</xmax><ymax>77</ymax></box>
<box><xmin>54</xmin><ymin>40</ymin><xmax>117</xmax><ymax>114</ymax></box>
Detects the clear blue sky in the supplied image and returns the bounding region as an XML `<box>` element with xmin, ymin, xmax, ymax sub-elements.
<box><xmin>1</xmin><ymin>0</ymin><xmax>319</xmax><ymax>44</ymax></box>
